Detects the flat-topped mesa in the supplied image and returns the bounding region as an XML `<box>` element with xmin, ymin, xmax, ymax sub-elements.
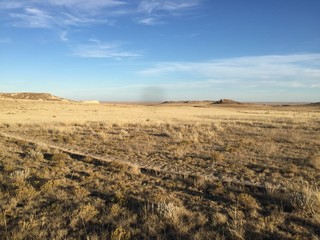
<box><xmin>213</xmin><ymin>99</ymin><xmax>241</xmax><ymax>104</ymax></box>
<box><xmin>0</xmin><ymin>92</ymin><xmax>69</xmax><ymax>102</ymax></box>
<box><xmin>161</xmin><ymin>100</ymin><xmax>213</xmax><ymax>104</ymax></box>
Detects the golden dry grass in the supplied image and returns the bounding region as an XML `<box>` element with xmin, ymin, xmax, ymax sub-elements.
<box><xmin>0</xmin><ymin>99</ymin><xmax>319</xmax><ymax>239</ymax></box>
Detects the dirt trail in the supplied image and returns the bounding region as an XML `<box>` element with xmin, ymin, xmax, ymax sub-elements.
<box><xmin>0</xmin><ymin>130</ymin><xmax>266</xmax><ymax>190</ymax></box>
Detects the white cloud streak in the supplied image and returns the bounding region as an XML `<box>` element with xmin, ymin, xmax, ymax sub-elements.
<box><xmin>0</xmin><ymin>0</ymin><xmax>125</xmax><ymax>10</ymax></box>
<box><xmin>137</xmin><ymin>0</ymin><xmax>200</xmax><ymax>24</ymax></box>
<box><xmin>49</xmin><ymin>0</ymin><xmax>125</xmax><ymax>9</ymax></box>
<box><xmin>7</xmin><ymin>6</ymin><xmax>110</xmax><ymax>29</ymax></box>
<box><xmin>60</xmin><ymin>31</ymin><xmax>68</xmax><ymax>41</ymax></box>
<box><xmin>138</xmin><ymin>0</ymin><xmax>199</xmax><ymax>14</ymax></box>
<box><xmin>138</xmin><ymin>17</ymin><xmax>163</xmax><ymax>25</ymax></box>
<box><xmin>10</xmin><ymin>7</ymin><xmax>54</xmax><ymax>28</ymax></box>
<box><xmin>0</xmin><ymin>0</ymin><xmax>201</xmax><ymax>28</ymax></box>
<box><xmin>139</xmin><ymin>54</ymin><xmax>320</xmax><ymax>89</ymax></box>
<box><xmin>72</xmin><ymin>39</ymin><xmax>143</xmax><ymax>59</ymax></box>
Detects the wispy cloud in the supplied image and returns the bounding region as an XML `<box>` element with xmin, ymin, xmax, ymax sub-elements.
<box><xmin>0</xmin><ymin>0</ymin><xmax>201</xmax><ymax>29</ymax></box>
<box><xmin>138</xmin><ymin>17</ymin><xmax>162</xmax><ymax>26</ymax></box>
<box><xmin>0</xmin><ymin>0</ymin><xmax>125</xmax><ymax>10</ymax></box>
<box><xmin>138</xmin><ymin>0</ymin><xmax>199</xmax><ymax>14</ymax></box>
<box><xmin>1</xmin><ymin>0</ymin><xmax>123</xmax><ymax>30</ymax></box>
<box><xmin>72</xmin><ymin>39</ymin><xmax>143</xmax><ymax>59</ymax></box>
<box><xmin>10</xmin><ymin>7</ymin><xmax>54</xmax><ymax>28</ymax></box>
<box><xmin>137</xmin><ymin>0</ymin><xmax>200</xmax><ymax>24</ymax></box>
<box><xmin>48</xmin><ymin>0</ymin><xmax>125</xmax><ymax>9</ymax></box>
<box><xmin>139</xmin><ymin>54</ymin><xmax>320</xmax><ymax>89</ymax></box>
<box><xmin>7</xmin><ymin>6</ymin><xmax>110</xmax><ymax>29</ymax></box>
<box><xmin>60</xmin><ymin>31</ymin><xmax>68</xmax><ymax>41</ymax></box>
<box><xmin>60</xmin><ymin>12</ymin><xmax>109</xmax><ymax>26</ymax></box>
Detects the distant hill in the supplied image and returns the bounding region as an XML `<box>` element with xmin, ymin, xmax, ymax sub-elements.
<box><xmin>0</xmin><ymin>92</ymin><xmax>69</xmax><ymax>102</ymax></box>
<box><xmin>213</xmin><ymin>99</ymin><xmax>241</xmax><ymax>104</ymax></box>
<box><xmin>160</xmin><ymin>99</ymin><xmax>242</xmax><ymax>106</ymax></box>
<box><xmin>308</xmin><ymin>102</ymin><xmax>320</xmax><ymax>106</ymax></box>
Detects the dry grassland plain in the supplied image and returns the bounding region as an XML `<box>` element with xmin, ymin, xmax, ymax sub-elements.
<box><xmin>0</xmin><ymin>98</ymin><xmax>319</xmax><ymax>239</ymax></box>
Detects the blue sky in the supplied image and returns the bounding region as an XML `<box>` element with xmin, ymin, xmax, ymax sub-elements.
<box><xmin>0</xmin><ymin>0</ymin><xmax>319</xmax><ymax>102</ymax></box>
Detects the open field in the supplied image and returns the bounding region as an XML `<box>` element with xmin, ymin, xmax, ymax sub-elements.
<box><xmin>0</xmin><ymin>98</ymin><xmax>320</xmax><ymax>239</ymax></box>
